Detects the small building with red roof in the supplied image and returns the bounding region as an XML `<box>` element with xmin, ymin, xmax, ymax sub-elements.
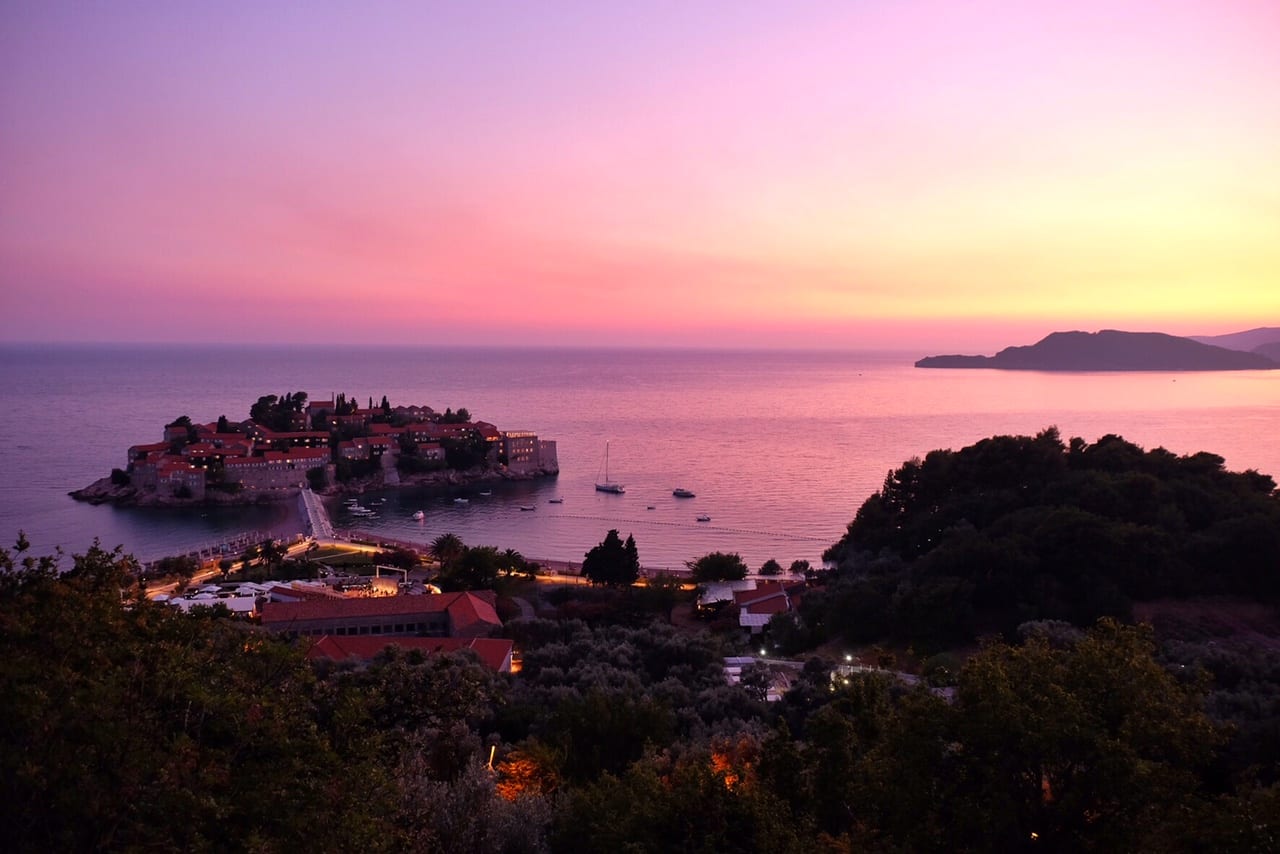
<box><xmin>260</xmin><ymin>590</ymin><xmax>502</xmax><ymax>639</ymax></box>
<box><xmin>734</xmin><ymin>580</ymin><xmax>805</xmax><ymax>633</ymax></box>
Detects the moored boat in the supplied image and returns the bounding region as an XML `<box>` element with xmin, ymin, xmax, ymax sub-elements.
<box><xmin>673</xmin><ymin>488</ymin><xmax>696</xmax><ymax>498</ymax></box>
<box><xmin>595</xmin><ymin>441</ymin><xmax>625</xmax><ymax>493</ymax></box>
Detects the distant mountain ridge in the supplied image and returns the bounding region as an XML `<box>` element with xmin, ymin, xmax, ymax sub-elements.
<box><xmin>1190</xmin><ymin>327</ymin><xmax>1280</xmax><ymax>353</ymax></box>
<box><xmin>917</xmin><ymin>329</ymin><xmax>1279</xmax><ymax>371</ymax></box>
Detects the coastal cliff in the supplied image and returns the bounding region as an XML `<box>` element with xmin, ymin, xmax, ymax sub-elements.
<box><xmin>917</xmin><ymin>330</ymin><xmax>1279</xmax><ymax>371</ymax></box>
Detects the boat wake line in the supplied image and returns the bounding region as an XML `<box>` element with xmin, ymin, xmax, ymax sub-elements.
<box><xmin>546</xmin><ymin>513</ymin><xmax>831</xmax><ymax>542</ymax></box>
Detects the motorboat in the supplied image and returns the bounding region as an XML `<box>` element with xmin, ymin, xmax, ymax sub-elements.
<box><xmin>519</xmin><ymin>505</ymin><xmax>536</xmax><ymax>511</ymax></box>
<box><xmin>548</xmin><ymin>498</ymin><xmax>563</xmax><ymax>504</ymax></box>
<box><xmin>453</xmin><ymin>497</ymin><xmax>469</xmax><ymax>505</ymax></box>
<box><xmin>672</xmin><ymin>488</ymin><xmax>696</xmax><ymax>498</ymax></box>
<box><xmin>696</xmin><ymin>515</ymin><xmax>711</xmax><ymax>522</ymax></box>
<box><xmin>478</xmin><ymin>490</ymin><xmax>492</xmax><ymax>497</ymax></box>
<box><xmin>412</xmin><ymin>510</ymin><xmax>425</xmax><ymax>521</ymax></box>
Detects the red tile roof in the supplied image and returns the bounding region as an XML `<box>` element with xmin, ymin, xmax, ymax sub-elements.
<box><xmin>746</xmin><ymin>597</ymin><xmax>791</xmax><ymax>615</ymax></box>
<box><xmin>261</xmin><ymin>591</ymin><xmax>501</xmax><ymax>631</ymax></box>
<box><xmin>305</xmin><ymin>636</ymin><xmax>513</xmax><ymax>671</ymax></box>
<box><xmin>733</xmin><ymin>580</ymin><xmax>803</xmax><ymax>606</ymax></box>
<box><xmin>266</xmin><ymin>583</ymin><xmax>341</xmax><ymax>603</ymax></box>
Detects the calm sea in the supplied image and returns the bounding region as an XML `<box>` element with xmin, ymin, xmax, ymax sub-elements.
<box><xmin>1</xmin><ymin>345</ymin><xmax>1277</xmax><ymax>571</ymax></box>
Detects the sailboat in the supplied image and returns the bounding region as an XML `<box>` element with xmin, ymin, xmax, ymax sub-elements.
<box><xmin>595</xmin><ymin>441</ymin><xmax>626</xmax><ymax>494</ymax></box>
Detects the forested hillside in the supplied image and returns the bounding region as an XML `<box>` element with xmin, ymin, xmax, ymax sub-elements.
<box><xmin>8</xmin><ymin>432</ymin><xmax>1280</xmax><ymax>851</ymax></box>
<box><xmin>816</xmin><ymin>429</ymin><xmax>1280</xmax><ymax>649</ymax></box>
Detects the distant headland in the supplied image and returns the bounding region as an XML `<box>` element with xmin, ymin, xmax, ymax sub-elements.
<box><xmin>71</xmin><ymin>392</ymin><xmax>558</xmax><ymax>507</ymax></box>
<box><xmin>916</xmin><ymin>329</ymin><xmax>1280</xmax><ymax>371</ymax></box>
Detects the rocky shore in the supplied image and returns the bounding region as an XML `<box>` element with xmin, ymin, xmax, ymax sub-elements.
<box><xmin>70</xmin><ymin>463</ymin><xmax>558</xmax><ymax>508</ymax></box>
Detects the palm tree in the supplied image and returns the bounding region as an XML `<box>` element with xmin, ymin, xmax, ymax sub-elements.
<box><xmin>258</xmin><ymin>539</ymin><xmax>288</xmax><ymax>567</ymax></box>
<box><xmin>430</xmin><ymin>532</ymin><xmax>465</xmax><ymax>566</ymax></box>
<box><xmin>500</xmin><ymin>548</ymin><xmax>525</xmax><ymax>576</ymax></box>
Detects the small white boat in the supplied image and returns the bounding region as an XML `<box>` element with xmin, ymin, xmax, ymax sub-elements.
<box><xmin>696</xmin><ymin>514</ymin><xmax>711</xmax><ymax>522</ymax></box>
<box><xmin>548</xmin><ymin>498</ymin><xmax>563</xmax><ymax>504</ymax></box>
<box><xmin>478</xmin><ymin>490</ymin><xmax>492</xmax><ymax>497</ymax></box>
<box><xmin>453</xmin><ymin>497</ymin><xmax>469</xmax><ymax>505</ymax></box>
<box><xmin>520</xmin><ymin>505</ymin><xmax>536</xmax><ymax>511</ymax></box>
<box><xmin>351</xmin><ymin>508</ymin><xmax>376</xmax><ymax>517</ymax></box>
<box><xmin>412</xmin><ymin>510</ymin><xmax>425</xmax><ymax>521</ymax></box>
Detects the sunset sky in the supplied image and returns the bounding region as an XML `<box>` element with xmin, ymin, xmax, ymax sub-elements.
<box><xmin>1</xmin><ymin>1</ymin><xmax>1277</xmax><ymax>350</ymax></box>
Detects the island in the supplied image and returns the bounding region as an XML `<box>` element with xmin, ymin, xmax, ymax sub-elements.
<box><xmin>916</xmin><ymin>329</ymin><xmax>1279</xmax><ymax>371</ymax></box>
<box><xmin>71</xmin><ymin>391</ymin><xmax>558</xmax><ymax>506</ymax></box>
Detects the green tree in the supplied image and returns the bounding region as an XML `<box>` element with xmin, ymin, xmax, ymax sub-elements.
<box><xmin>788</xmin><ymin>559</ymin><xmax>810</xmax><ymax>576</ymax></box>
<box><xmin>634</xmin><ymin>572</ymin><xmax>683</xmax><ymax>622</ymax></box>
<box><xmin>687</xmin><ymin>551</ymin><xmax>748</xmax><ymax>582</ymax></box>
<box><xmin>0</xmin><ymin>539</ymin><xmax>390</xmax><ymax>851</ymax></box>
<box><xmin>430</xmin><ymin>533</ymin><xmax>466</xmax><ymax>567</ymax></box>
<box><xmin>440</xmin><ymin>546</ymin><xmax>501</xmax><ymax>590</ymax></box>
<box><xmin>859</xmin><ymin>619</ymin><xmax>1224</xmax><ymax>850</ymax></box>
<box><xmin>582</xmin><ymin>529</ymin><xmax>640</xmax><ymax>587</ymax></box>
<box><xmin>258</xmin><ymin>539</ymin><xmax>288</xmax><ymax>569</ymax></box>
<box><xmin>305</xmin><ymin>465</ymin><xmax>328</xmax><ymax>491</ymax></box>
<box><xmin>760</xmin><ymin>558</ymin><xmax>783</xmax><ymax>576</ymax></box>
<box><xmin>155</xmin><ymin>554</ymin><xmax>198</xmax><ymax>579</ymax></box>
<box><xmin>498</xmin><ymin>548</ymin><xmax>527</xmax><ymax>577</ymax></box>
<box><xmin>443</xmin><ymin>430</ymin><xmax>490</xmax><ymax>470</ymax></box>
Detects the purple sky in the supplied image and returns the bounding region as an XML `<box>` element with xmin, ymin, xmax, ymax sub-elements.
<box><xmin>2</xmin><ymin>1</ymin><xmax>1277</xmax><ymax>349</ymax></box>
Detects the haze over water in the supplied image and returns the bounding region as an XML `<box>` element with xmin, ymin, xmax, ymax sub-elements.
<box><xmin>1</xmin><ymin>345</ymin><xmax>1276</xmax><ymax>570</ymax></box>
